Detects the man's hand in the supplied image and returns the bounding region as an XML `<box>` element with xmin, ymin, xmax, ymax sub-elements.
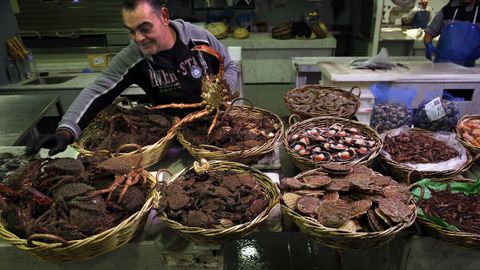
<box><xmin>25</xmin><ymin>130</ymin><xmax>72</xmax><ymax>156</ymax></box>
<box><xmin>425</xmin><ymin>42</ymin><xmax>436</xmax><ymax>60</ymax></box>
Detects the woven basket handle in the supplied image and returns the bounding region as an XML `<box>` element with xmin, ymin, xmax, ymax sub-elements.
<box><xmin>27</xmin><ymin>233</ymin><xmax>70</xmax><ymax>247</ymax></box>
<box><xmin>231</xmin><ymin>97</ymin><xmax>254</xmax><ymax>109</ymax></box>
<box><xmin>349</xmin><ymin>86</ymin><xmax>362</xmax><ymax>98</ymax></box>
<box><xmin>408</xmin><ymin>182</ymin><xmax>426</xmax><ymax>206</ymax></box>
<box><xmin>288</xmin><ymin>114</ymin><xmax>302</xmax><ymax>126</ymax></box>
<box><xmin>114</xmin><ymin>143</ymin><xmax>143</xmax><ymax>155</ymax></box>
<box><xmin>407</xmin><ymin>170</ymin><xmax>424</xmax><ymax>185</ymax></box>
<box><xmin>155</xmin><ymin>168</ymin><xmax>173</xmax><ymax>183</ymax></box>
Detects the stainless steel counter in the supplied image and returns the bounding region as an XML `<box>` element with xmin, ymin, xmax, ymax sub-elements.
<box><xmin>0</xmin><ymin>94</ymin><xmax>63</xmax><ymax>146</ymax></box>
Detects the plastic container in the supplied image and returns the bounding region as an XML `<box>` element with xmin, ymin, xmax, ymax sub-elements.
<box><xmin>24</xmin><ymin>51</ymin><xmax>38</xmax><ymax>79</ymax></box>
<box><xmin>5</xmin><ymin>58</ymin><xmax>19</xmax><ymax>83</ymax></box>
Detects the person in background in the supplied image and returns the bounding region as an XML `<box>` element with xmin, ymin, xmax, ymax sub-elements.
<box><xmin>402</xmin><ymin>0</ymin><xmax>432</xmax><ymax>29</ymax></box>
<box><xmin>424</xmin><ymin>0</ymin><xmax>480</xmax><ymax>67</ymax></box>
<box><xmin>26</xmin><ymin>0</ymin><xmax>237</xmax><ymax>156</ymax></box>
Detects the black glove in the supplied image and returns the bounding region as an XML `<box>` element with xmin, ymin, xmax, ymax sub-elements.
<box><xmin>25</xmin><ymin>131</ymin><xmax>72</xmax><ymax>156</ymax></box>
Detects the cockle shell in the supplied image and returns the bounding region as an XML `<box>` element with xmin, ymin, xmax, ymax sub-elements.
<box><xmin>299</xmin><ymin>137</ymin><xmax>310</xmax><ymax>146</ymax></box>
<box><xmin>294</xmin><ymin>144</ymin><xmax>305</xmax><ymax>151</ymax></box>
<box><xmin>282</xmin><ymin>192</ymin><xmax>302</xmax><ymax>210</ymax></box>
<box><xmin>338</xmin><ymin>220</ymin><xmax>362</xmax><ymax>233</ymax></box>
<box><xmin>312</xmin><ymin>152</ymin><xmax>331</xmax><ymax>161</ymax></box>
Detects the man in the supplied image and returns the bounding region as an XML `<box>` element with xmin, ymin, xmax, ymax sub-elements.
<box><xmin>402</xmin><ymin>0</ymin><xmax>432</xmax><ymax>29</ymax></box>
<box><xmin>424</xmin><ymin>0</ymin><xmax>480</xmax><ymax>66</ymax></box>
<box><xmin>26</xmin><ymin>0</ymin><xmax>238</xmax><ymax>156</ymax></box>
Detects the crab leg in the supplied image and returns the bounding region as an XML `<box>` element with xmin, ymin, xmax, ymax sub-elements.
<box><xmin>148</xmin><ymin>102</ymin><xmax>203</xmax><ymax>110</ymax></box>
<box><xmin>89</xmin><ymin>175</ymin><xmax>126</xmax><ymax>202</ymax></box>
<box><xmin>167</xmin><ymin>109</ymin><xmax>211</xmax><ymax>132</ymax></box>
<box><xmin>208</xmin><ymin>109</ymin><xmax>221</xmax><ymax>135</ymax></box>
<box><xmin>117</xmin><ymin>173</ymin><xmax>142</xmax><ymax>203</ymax></box>
<box><xmin>0</xmin><ymin>183</ymin><xmax>21</xmax><ymax>197</ymax></box>
<box><xmin>192</xmin><ymin>45</ymin><xmax>224</xmax><ymax>78</ymax></box>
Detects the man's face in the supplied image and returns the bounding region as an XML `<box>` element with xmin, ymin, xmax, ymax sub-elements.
<box><xmin>419</xmin><ymin>0</ymin><xmax>428</xmax><ymax>9</ymax></box>
<box><xmin>122</xmin><ymin>2</ymin><xmax>171</xmax><ymax>55</ymax></box>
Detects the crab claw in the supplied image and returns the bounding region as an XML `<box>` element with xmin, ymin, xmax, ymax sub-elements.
<box><xmin>0</xmin><ymin>183</ymin><xmax>21</xmax><ymax>198</ymax></box>
<box><xmin>191</xmin><ymin>45</ymin><xmax>224</xmax><ymax>78</ymax></box>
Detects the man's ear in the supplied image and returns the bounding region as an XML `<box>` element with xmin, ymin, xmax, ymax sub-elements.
<box><xmin>158</xmin><ymin>7</ymin><xmax>169</xmax><ymax>25</ymax></box>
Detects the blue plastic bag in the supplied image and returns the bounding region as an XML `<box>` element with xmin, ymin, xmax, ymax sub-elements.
<box><xmin>369</xmin><ymin>83</ymin><xmax>416</xmax><ymax>133</ymax></box>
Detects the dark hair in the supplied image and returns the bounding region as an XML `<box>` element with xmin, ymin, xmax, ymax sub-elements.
<box><xmin>122</xmin><ymin>0</ymin><xmax>167</xmax><ymax>12</ymax></box>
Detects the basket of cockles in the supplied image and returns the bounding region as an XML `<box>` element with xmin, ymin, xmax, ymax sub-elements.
<box><xmin>284</xmin><ymin>115</ymin><xmax>382</xmax><ymax>171</ymax></box>
<box><xmin>156</xmin><ymin>159</ymin><xmax>280</xmax><ymax>243</ymax></box>
<box><xmin>279</xmin><ymin>163</ymin><xmax>416</xmax><ymax>249</ymax></box>
<box><xmin>0</xmin><ymin>154</ymin><xmax>159</xmax><ymax>262</ymax></box>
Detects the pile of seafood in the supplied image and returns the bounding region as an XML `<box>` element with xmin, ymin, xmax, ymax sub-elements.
<box><xmin>82</xmin><ymin>103</ymin><xmax>171</xmax><ymax>152</ymax></box>
<box><xmin>457</xmin><ymin>117</ymin><xmax>480</xmax><ymax>147</ymax></box>
<box><xmin>180</xmin><ymin>107</ymin><xmax>280</xmax><ymax>151</ymax></box>
<box><xmin>383</xmin><ymin>131</ymin><xmax>458</xmax><ymax>163</ymax></box>
<box><xmin>0</xmin><ymin>156</ymin><xmax>151</xmax><ymax>240</ymax></box>
<box><xmin>284</xmin><ymin>85</ymin><xmax>359</xmax><ymax>118</ymax></box>
<box><xmin>370</xmin><ymin>103</ymin><xmax>413</xmax><ymax>133</ymax></box>
<box><xmin>0</xmin><ymin>153</ymin><xmax>30</xmax><ymax>183</ymax></box>
<box><xmin>287</xmin><ymin>123</ymin><xmax>379</xmax><ymax>162</ymax></box>
<box><xmin>280</xmin><ymin>164</ymin><xmax>415</xmax><ymax>231</ymax></box>
<box><xmin>158</xmin><ymin>168</ymin><xmax>268</xmax><ymax>229</ymax></box>
<box><xmin>413</xmin><ymin>99</ymin><xmax>460</xmax><ymax>132</ymax></box>
<box><xmin>419</xmin><ymin>190</ymin><xmax>480</xmax><ymax>234</ymax></box>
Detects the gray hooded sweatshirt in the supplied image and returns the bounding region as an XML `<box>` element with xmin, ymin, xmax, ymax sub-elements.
<box><xmin>58</xmin><ymin>19</ymin><xmax>237</xmax><ymax>140</ymax></box>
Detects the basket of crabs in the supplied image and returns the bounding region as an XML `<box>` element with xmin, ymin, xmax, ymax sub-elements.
<box><xmin>156</xmin><ymin>159</ymin><xmax>280</xmax><ymax>243</ymax></box>
<box><xmin>410</xmin><ymin>176</ymin><xmax>480</xmax><ymax>249</ymax></box>
<box><xmin>284</xmin><ymin>84</ymin><xmax>361</xmax><ymax>120</ymax></box>
<box><xmin>72</xmin><ymin>97</ymin><xmax>176</xmax><ymax>168</ymax></box>
<box><xmin>280</xmin><ymin>163</ymin><xmax>416</xmax><ymax>249</ymax></box>
<box><xmin>284</xmin><ymin>115</ymin><xmax>382</xmax><ymax>171</ymax></box>
<box><xmin>175</xmin><ymin>98</ymin><xmax>284</xmax><ymax>165</ymax></box>
<box><xmin>379</xmin><ymin>126</ymin><xmax>475</xmax><ymax>184</ymax></box>
<box><xmin>0</xmin><ymin>153</ymin><xmax>159</xmax><ymax>262</ymax></box>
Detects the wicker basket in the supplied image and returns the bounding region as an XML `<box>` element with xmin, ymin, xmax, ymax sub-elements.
<box><xmin>0</xmin><ymin>170</ymin><xmax>159</xmax><ymax>262</ymax></box>
<box><xmin>72</xmin><ymin>121</ymin><xmax>176</xmax><ymax>168</ymax></box>
<box><xmin>283</xmin><ymin>115</ymin><xmax>382</xmax><ymax>171</ymax></box>
<box><xmin>284</xmin><ymin>84</ymin><xmax>361</xmax><ymax>120</ymax></box>
<box><xmin>176</xmin><ymin>104</ymin><xmax>284</xmax><ymax>164</ymax></box>
<box><xmin>455</xmin><ymin>114</ymin><xmax>480</xmax><ymax>156</ymax></box>
<box><xmin>380</xmin><ymin>128</ymin><xmax>474</xmax><ymax>184</ymax></box>
<box><xmin>282</xmin><ymin>168</ymin><xmax>417</xmax><ymax>250</ymax></box>
<box><xmin>411</xmin><ymin>178</ymin><xmax>480</xmax><ymax>249</ymax></box>
<box><xmin>156</xmin><ymin>160</ymin><xmax>280</xmax><ymax>244</ymax></box>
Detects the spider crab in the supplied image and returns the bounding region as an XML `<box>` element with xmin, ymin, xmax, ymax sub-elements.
<box><xmin>149</xmin><ymin>45</ymin><xmax>238</xmax><ymax>135</ymax></box>
<box><xmin>88</xmin><ymin>145</ymin><xmax>149</xmax><ymax>204</ymax></box>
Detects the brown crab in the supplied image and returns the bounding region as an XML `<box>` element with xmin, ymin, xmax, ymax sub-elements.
<box><xmin>149</xmin><ymin>45</ymin><xmax>238</xmax><ymax>135</ymax></box>
<box><xmin>80</xmin><ymin>145</ymin><xmax>150</xmax><ymax>204</ymax></box>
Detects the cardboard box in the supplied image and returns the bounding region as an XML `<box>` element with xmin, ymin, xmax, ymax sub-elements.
<box><xmin>87</xmin><ymin>53</ymin><xmax>112</xmax><ymax>69</ymax></box>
